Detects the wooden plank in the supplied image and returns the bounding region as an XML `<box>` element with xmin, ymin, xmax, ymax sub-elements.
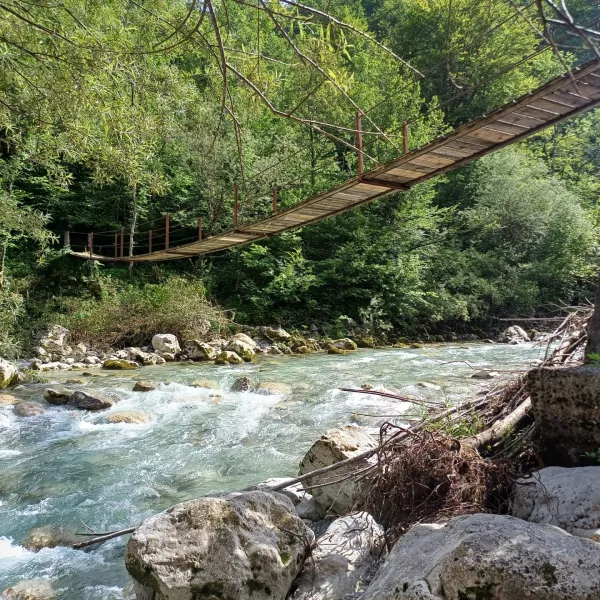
<box><xmin>410</xmin><ymin>154</ymin><xmax>455</xmax><ymax>167</ymax></box>
<box><xmin>469</xmin><ymin>128</ymin><xmax>515</xmax><ymax>143</ymax></box>
<box><xmin>386</xmin><ymin>167</ymin><xmax>426</xmax><ymax>178</ymax></box>
<box><xmin>561</xmin><ymin>81</ymin><xmax>600</xmax><ymax>99</ymax></box>
<box><xmin>543</xmin><ymin>90</ymin><xmax>590</xmax><ymax>108</ymax></box>
<box><xmin>443</xmin><ymin>139</ymin><xmax>489</xmax><ymax>152</ymax></box>
<box><xmin>509</xmin><ymin>105</ymin><xmax>557</xmax><ymax>121</ymax></box>
<box><xmin>401</xmin><ymin>161</ymin><xmax>437</xmax><ymax>173</ymax></box>
<box><xmin>458</xmin><ymin>134</ymin><xmax>496</xmax><ymax>148</ymax></box>
<box><xmin>483</xmin><ymin>121</ymin><xmax>529</xmax><ymax>135</ymax></box>
<box><xmin>527</xmin><ymin>98</ymin><xmax>574</xmax><ymax>115</ymax></box>
<box><xmin>497</xmin><ymin>112</ymin><xmax>545</xmax><ymax>128</ymax></box>
<box><xmin>430</xmin><ymin>146</ymin><xmax>474</xmax><ymax>159</ymax></box>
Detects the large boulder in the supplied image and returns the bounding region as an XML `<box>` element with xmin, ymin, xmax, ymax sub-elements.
<box><xmin>512</xmin><ymin>466</ymin><xmax>600</xmax><ymax>542</ymax></box>
<box><xmin>298</xmin><ymin>425</ymin><xmax>377</xmax><ymax>516</ymax></box>
<box><xmin>126</xmin><ymin>348</ymin><xmax>165</xmax><ymax>366</ymax></box>
<box><xmin>103</xmin><ymin>359</ymin><xmax>139</xmax><ymax>370</ymax></box>
<box><xmin>14</xmin><ymin>402</ymin><xmax>46</xmax><ymax>417</ymax></box>
<box><xmin>152</xmin><ymin>334</ymin><xmax>181</xmax><ymax>355</ymax></box>
<box><xmin>231</xmin><ymin>333</ymin><xmax>257</xmax><ymax>348</ymax></box>
<box><xmin>226</xmin><ymin>339</ymin><xmax>255</xmax><ymax>362</ymax></box>
<box><xmin>331</xmin><ymin>338</ymin><xmax>358</xmax><ymax>351</ymax></box>
<box><xmin>36</xmin><ymin>324</ymin><xmax>69</xmax><ymax>353</ymax></box>
<box><xmin>43</xmin><ymin>388</ymin><xmax>71</xmax><ymax>405</ymax></box>
<box><xmin>182</xmin><ymin>340</ymin><xmax>217</xmax><ymax>361</ymax></box>
<box><xmin>0</xmin><ymin>358</ymin><xmax>17</xmax><ymax>389</ymax></box>
<box><xmin>361</xmin><ymin>513</ymin><xmax>600</xmax><ymax>600</ymax></box>
<box><xmin>215</xmin><ymin>351</ymin><xmax>244</xmax><ymax>365</ymax></box>
<box><xmin>499</xmin><ymin>325</ymin><xmax>530</xmax><ymax>344</ymax></box>
<box><xmin>527</xmin><ymin>366</ymin><xmax>600</xmax><ymax>466</ymax></box>
<box><xmin>2</xmin><ymin>578</ymin><xmax>55</xmax><ymax>599</ymax></box>
<box><xmin>291</xmin><ymin>512</ymin><xmax>384</xmax><ymax>600</ymax></box>
<box><xmin>68</xmin><ymin>390</ymin><xmax>119</xmax><ymax>411</ymax></box>
<box><xmin>126</xmin><ymin>490</ymin><xmax>314</xmax><ymax>600</ymax></box>
<box><xmin>262</xmin><ymin>327</ymin><xmax>291</xmax><ymax>343</ymax></box>
<box><xmin>133</xmin><ymin>381</ymin><xmax>156</xmax><ymax>392</ymax></box>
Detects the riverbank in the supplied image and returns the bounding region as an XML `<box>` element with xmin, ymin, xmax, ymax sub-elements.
<box><xmin>0</xmin><ymin>342</ymin><xmax>542</xmax><ymax>599</ymax></box>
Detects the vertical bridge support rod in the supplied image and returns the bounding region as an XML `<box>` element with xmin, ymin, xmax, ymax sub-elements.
<box><xmin>198</xmin><ymin>217</ymin><xmax>203</xmax><ymax>241</ymax></box>
<box><xmin>149</xmin><ymin>230</ymin><xmax>153</xmax><ymax>254</ymax></box>
<box><xmin>273</xmin><ymin>188</ymin><xmax>278</xmax><ymax>214</ymax></box>
<box><xmin>356</xmin><ymin>110</ymin><xmax>363</xmax><ymax>179</ymax></box>
<box><xmin>234</xmin><ymin>183</ymin><xmax>239</xmax><ymax>230</ymax></box>
<box><xmin>114</xmin><ymin>233</ymin><xmax>117</xmax><ymax>257</ymax></box>
<box><xmin>88</xmin><ymin>233</ymin><xmax>93</xmax><ymax>258</ymax></box>
<box><xmin>402</xmin><ymin>121</ymin><xmax>409</xmax><ymax>154</ymax></box>
<box><xmin>165</xmin><ymin>214</ymin><xmax>170</xmax><ymax>250</ymax></box>
<box><xmin>120</xmin><ymin>228</ymin><xmax>124</xmax><ymax>258</ymax></box>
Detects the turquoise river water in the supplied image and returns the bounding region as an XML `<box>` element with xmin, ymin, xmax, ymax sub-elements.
<box><xmin>0</xmin><ymin>343</ymin><xmax>545</xmax><ymax>598</ymax></box>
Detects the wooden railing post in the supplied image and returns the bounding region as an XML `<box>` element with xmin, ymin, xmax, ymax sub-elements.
<box><xmin>64</xmin><ymin>231</ymin><xmax>70</xmax><ymax>248</ymax></box>
<box><xmin>114</xmin><ymin>233</ymin><xmax>118</xmax><ymax>257</ymax></box>
<box><xmin>402</xmin><ymin>121</ymin><xmax>409</xmax><ymax>154</ymax></box>
<box><xmin>120</xmin><ymin>227</ymin><xmax>124</xmax><ymax>258</ymax></box>
<box><xmin>198</xmin><ymin>217</ymin><xmax>203</xmax><ymax>241</ymax></box>
<box><xmin>234</xmin><ymin>183</ymin><xmax>239</xmax><ymax>230</ymax></box>
<box><xmin>149</xmin><ymin>230</ymin><xmax>153</xmax><ymax>254</ymax></box>
<box><xmin>165</xmin><ymin>214</ymin><xmax>170</xmax><ymax>250</ymax></box>
<box><xmin>356</xmin><ymin>110</ymin><xmax>363</xmax><ymax>179</ymax></box>
<box><xmin>88</xmin><ymin>233</ymin><xmax>93</xmax><ymax>258</ymax></box>
<box><xmin>273</xmin><ymin>188</ymin><xmax>278</xmax><ymax>214</ymax></box>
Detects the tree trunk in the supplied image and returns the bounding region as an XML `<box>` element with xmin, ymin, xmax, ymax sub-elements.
<box><xmin>0</xmin><ymin>243</ymin><xmax>6</xmax><ymax>292</ymax></box>
<box><xmin>585</xmin><ymin>271</ymin><xmax>600</xmax><ymax>359</ymax></box>
<box><xmin>128</xmin><ymin>183</ymin><xmax>138</xmax><ymax>279</ymax></box>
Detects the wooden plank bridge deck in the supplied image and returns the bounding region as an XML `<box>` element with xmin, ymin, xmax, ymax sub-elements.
<box><xmin>74</xmin><ymin>59</ymin><xmax>600</xmax><ymax>263</ymax></box>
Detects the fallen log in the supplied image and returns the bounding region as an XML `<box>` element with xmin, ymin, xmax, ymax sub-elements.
<box><xmin>73</xmin><ymin>526</ymin><xmax>137</xmax><ymax>549</ymax></box>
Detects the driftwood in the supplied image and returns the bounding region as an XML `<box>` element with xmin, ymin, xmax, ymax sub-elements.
<box><xmin>73</xmin><ymin>526</ymin><xmax>137</xmax><ymax>549</ymax></box>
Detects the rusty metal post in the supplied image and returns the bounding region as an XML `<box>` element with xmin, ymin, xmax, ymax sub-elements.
<box><xmin>234</xmin><ymin>183</ymin><xmax>239</xmax><ymax>230</ymax></box>
<box><xmin>120</xmin><ymin>228</ymin><xmax>124</xmax><ymax>258</ymax></box>
<box><xmin>402</xmin><ymin>121</ymin><xmax>409</xmax><ymax>154</ymax></box>
<box><xmin>88</xmin><ymin>233</ymin><xmax>93</xmax><ymax>258</ymax></box>
<box><xmin>198</xmin><ymin>217</ymin><xmax>203</xmax><ymax>241</ymax></box>
<box><xmin>149</xmin><ymin>230</ymin><xmax>153</xmax><ymax>254</ymax></box>
<box><xmin>165</xmin><ymin>214</ymin><xmax>170</xmax><ymax>250</ymax></box>
<box><xmin>272</xmin><ymin>188</ymin><xmax>278</xmax><ymax>214</ymax></box>
<box><xmin>356</xmin><ymin>110</ymin><xmax>363</xmax><ymax>179</ymax></box>
<box><xmin>114</xmin><ymin>233</ymin><xmax>118</xmax><ymax>257</ymax></box>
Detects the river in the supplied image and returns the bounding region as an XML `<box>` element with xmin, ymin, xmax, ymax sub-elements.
<box><xmin>0</xmin><ymin>342</ymin><xmax>544</xmax><ymax>598</ymax></box>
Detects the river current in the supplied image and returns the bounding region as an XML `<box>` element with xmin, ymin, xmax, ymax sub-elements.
<box><xmin>0</xmin><ymin>342</ymin><xmax>544</xmax><ymax>598</ymax></box>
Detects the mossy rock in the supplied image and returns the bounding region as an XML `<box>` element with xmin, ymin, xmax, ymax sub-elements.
<box><xmin>133</xmin><ymin>380</ymin><xmax>156</xmax><ymax>392</ymax></box>
<box><xmin>326</xmin><ymin>344</ymin><xmax>349</xmax><ymax>355</ymax></box>
<box><xmin>294</xmin><ymin>345</ymin><xmax>312</xmax><ymax>354</ymax></box>
<box><xmin>103</xmin><ymin>359</ymin><xmax>139</xmax><ymax>370</ymax></box>
<box><xmin>215</xmin><ymin>351</ymin><xmax>244</xmax><ymax>365</ymax></box>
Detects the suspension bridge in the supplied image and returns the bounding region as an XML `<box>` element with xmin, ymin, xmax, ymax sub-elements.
<box><xmin>70</xmin><ymin>58</ymin><xmax>600</xmax><ymax>263</ymax></box>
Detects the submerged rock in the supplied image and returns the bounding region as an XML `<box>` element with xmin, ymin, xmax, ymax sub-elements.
<box><xmin>68</xmin><ymin>390</ymin><xmax>120</xmax><ymax>411</ymax></box>
<box><xmin>0</xmin><ymin>393</ymin><xmax>19</xmax><ymax>405</ymax></box>
<box><xmin>291</xmin><ymin>512</ymin><xmax>384</xmax><ymax>600</ymax></box>
<box><xmin>471</xmin><ymin>370</ymin><xmax>499</xmax><ymax>380</ymax></box>
<box><xmin>0</xmin><ymin>358</ymin><xmax>17</xmax><ymax>389</ymax></box>
<box><xmin>231</xmin><ymin>376</ymin><xmax>258</xmax><ymax>392</ymax></box>
<box><xmin>105</xmin><ymin>411</ymin><xmax>150</xmax><ymax>424</ymax></box>
<box><xmin>215</xmin><ymin>350</ymin><xmax>244</xmax><ymax>365</ymax></box>
<box><xmin>151</xmin><ymin>334</ymin><xmax>181</xmax><ymax>355</ymax></box>
<box><xmin>2</xmin><ymin>578</ymin><xmax>55</xmax><ymax>600</ymax></box>
<box><xmin>103</xmin><ymin>359</ymin><xmax>139</xmax><ymax>370</ymax></box>
<box><xmin>298</xmin><ymin>425</ymin><xmax>377</xmax><ymax>517</ymax></box>
<box><xmin>126</xmin><ymin>490</ymin><xmax>314</xmax><ymax>600</ymax></box>
<box><xmin>189</xmin><ymin>379</ymin><xmax>219</xmax><ymax>389</ymax></box>
<box><xmin>513</xmin><ymin>466</ymin><xmax>600</xmax><ymax>542</ymax></box>
<box><xmin>362</xmin><ymin>513</ymin><xmax>600</xmax><ymax>600</ymax></box>
<box><xmin>256</xmin><ymin>382</ymin><xmax>292</xmax><ymax>395</ymax></box>
<box><xmin>43</xmin><ymin>388</ymin><xmax>72</xmax><ymax>405</ymax></box>
<box><xmin>14</xmin><ymin>402</ymin><xmax>46</xmax><ymax>417</ymax></box>
<box><xmin>133</xmin><ymin>381</ymin><xmax>156</xmax><ymax>392</ymax></box>
<box><xmin>182</xmin><ymin>340</ymin><xmax>217</xmax><ymax>361</ymax></box>
<box><xmin>22</xmin><ymin>526</ymin><xmax>74</xmax><ymax>552</ymax></box>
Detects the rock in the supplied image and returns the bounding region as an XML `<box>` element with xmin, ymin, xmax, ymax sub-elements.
<box><xmin>294</xmin><ymin>345</ymin><xmax>312</xmax><ymax>354</ymax></box>
<box><xmin>499</xmin><ymin>325</ymin><xmax>530</xmax><ymax>344</ymax></box>
<box><xmin>331</xmin><ymin>338</ymin><xmax>358</xmax><ymax>351</ymax></box>
<box><xmin>262</xmin><ymin>327</ymin><xmax>291</xmax><ymax>342</ymax></box>
<box><xmin>65</xmin><ymin>379</ymin><xmax>84</xmax><ymax>384</ymax></box>
<box><xmin>68</xmin><ymin>390</ymin><xmax>120</xmax><ymax>411</ymax></box>
<box><xmin>2</xmin><ymin>578</ymin><xmax>55</xmax><ymax>599</ymax></box>
<box><xmin>528</xmin><ymin>366</ymin><xmax>600</xmax><ymax>466</ymax></box>
<box><xmin>298</xmin><ymin>425</ymin><xmax>377</xmax><ymax>516</ymax></box>
<box><xmin>36</xmin><ymin>324</ymin><xmax>69</xmax><ymax>353</ymax></box>
<box><xmin>256</xmin><ymin>382</ymin><xmax>292</xmax><ymax>395</ymax></box>
<box><xmin>127</xmin><ymin>348</ymin><xmax>165</xmax><ymax>366</ymax></box>
<box><xmin>326</xmin><ymin>344</ymin><xmax>348</xmax><ymax>355</ymax></box>
<box><xmin>133</xmin><ymin>381</ymin><xmax>156</xmax><ymax>392</ymax></box>
<box><xmin>0</xmin><ymin>358</ymin><xmax>17</xmax><ymax>389</ymax></box>
<box><xmin>151</xmin><ymin>334</ymin><xmax>181</xmax><ymax>355</ymax></box>
<box><xmin>225</xmin><ymin>339</ymin><xmax>255</xmax><ymax>362</ymax></box>
<box><xmin>105</xmin><ymin>411</ymin><xmax>150</xmax><ymax>424</ymax></box>
<box><xmin>256</xmin><ymin>478</ymin><xmax>308</xmax><ymax>505</ymax></box>
<box><xmin>215</xmin><ymin>351</ymin><xmax>244</xmax><ymax>365</ymax></box>
<box><xmin>126</xmin><ymin>490</ymin><xmax>314</xmax><ymax>600</ymax></box>
<box><xmin>415</xmin><ymin>381</ymin><xmax>441</xmax><ymax>389</ymax></box>
<box><xmin>362</xmin><ymin>513</ymin><xmax>600</xmax><ymax>600</ymax></box>
<box><xmin>103</xmin><ymin>359</ymin><xmax>139</xmax><ymax>370</ymax></box>
<box><xmin>182</xmin><ymin>340</ymin><xmax>217</xmax><ymax>361</ymax></box>
<box><xmin>231</xmin><ymin>332</ymin><xmax>257</xmax><ymax>348</ymax></box>
<box><xmin>471</xmin><ymin>370</ymin><xmax>499</xmax><ymax>380</ymax></box>
<box><xmin>22</xmin><ymin>526</ymin><xmax>74</xmax><ymax>552</ymax></box>
<box><xmin>83</xmin><ymin>356</ymin><xmax>101</xmax><ymax>365</ymax></box>
<box><xmin>0</xmin><ymin>393</ymin><xmax>19</xmax><ymax>406</ymax></box>
<box><xmin>482</xmin><ymin>339</ymin><xmax>495</xmax><ymax>343</ymax></box>
<box><xmin>512</xmin><ymin>466</ymin><xmax>600</xmax><ymax>542</ymax></box>
<box><xmin>291</xmin><ymin>513</ymin><xmax>384</xmax><ymax>600</ymax></box>
<box><xmin>14</xmin><ymin>402</ymin><xmax>46</xmax><ymax>417</ymax></box>
<box><xmin>189</xmin><ymin>379</ymin><xmax>219</xmax><ymax>389</ymax></box>
<box><xmin>357</xmin><ymin>336</ymin><xmax>377</xmax><ymax>348</ymax></box>
<box><xmin>43</xmin><ymin>388</ymin><xmax>71</xmax><ymax>405</ymax></box>
<box><xmin>158</xmin><ymin>352</ymin><xmax>175</xmax><ymax>362</ymax></box>
<box><xmin>231</xmin><ymin>376</ymin><xmax>258</xmax><ymax>392</ymax></box>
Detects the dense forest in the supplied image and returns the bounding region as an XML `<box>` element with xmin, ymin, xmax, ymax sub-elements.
<box><xmin>0</xmin><ymin>0</ymin><xmax>599</xmax><ymax>354</ymax></box>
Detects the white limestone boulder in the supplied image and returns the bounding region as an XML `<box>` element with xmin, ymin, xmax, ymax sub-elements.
<box><xmin>225</xmin><ymin>339</ymin><xmax>256</xmax><ymax>362</ymax></box>
<box><xmin>0</xmin><ymin>358</ymin><xmax>17</xmax><ymax>388</ymax></box>
<box><xmin>512</xmin><ymin>466</ymin><xmax>600</xmax><ymax>542</ymax></box>
<box><xmin>182</xmin><ymin>340</ymin><xmax>217</xmax><ymax>361</ymax></box>
<box><xmin>291</xmin><ymin>512</ymin><xmax>384</xmax><ymax>600</ymax></box>
<box><xmin>126</xmin><ymin>490</ymin><xmax>314</xmax><ymax>600</ymax></box>
<box><xmin>298</xmin><ymin>425</ymin><xmax>377</xmax><ymax>516</ymax></box>
<box><xmin>361</xmin><ymin>513</ymin><xmax>600</xmax><ymax>600</ymax></box>
<box><xmin>151</xmin><ymin>334</ymin><xmax>181</xmax><ymax>355</ymax></box>
<box><xmin>499</xmin><ymin>325</ymin><xmax>530</xmax><ymax>344</ymax></box>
